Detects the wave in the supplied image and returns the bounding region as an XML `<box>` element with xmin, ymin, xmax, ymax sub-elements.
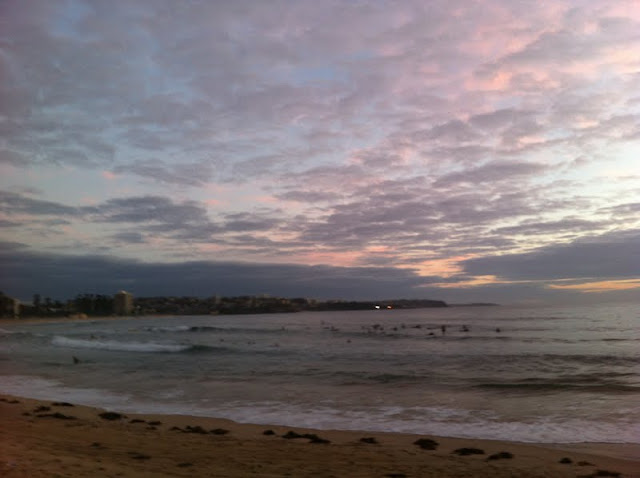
<box><xmin>476</xmin><ymin>381</ymin><xmax>640</xmax><ymax>393</ymax></box>
<box><xmin>189</xmin><ymin>326</ymin><xmax>226</xmax><ymax>332</ymax></box>
<box><xmin>329</xmin><ymin>370</ymin><xmax>426</xmax><ymax>385</ymax></box>
<box><xmin>144</xmin><ymin>325</ymin><xmax>194</xmax><ymax>332</ymax></box>
<box><xmin>541</xmin><ymin>354</ymin><xmax>640</xmax><ymax>366</ymax></box>
<box><xmin>143</xmin><ymin>325</ymin><xmax>283</xmax><ymax>334</ymax></box>
<box><xmin>209</xmin><ymin>402</ymin><xmax>640</xmax><ymax>444</ymax></box>
<box><xmin>51</xmin><ymin>336</ymin><xmax>193</xmax><ymax>353</ymax></box>
<box><xmin>489</xmin><ymin>316</ymin><xmax>576</xmax><ymax>322</ymax></box>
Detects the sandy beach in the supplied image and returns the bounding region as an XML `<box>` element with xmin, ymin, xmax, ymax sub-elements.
<box><xmin>1</xmin><ymin>394</ymin><xmax>638</xmax><ymax>478</ymax></box>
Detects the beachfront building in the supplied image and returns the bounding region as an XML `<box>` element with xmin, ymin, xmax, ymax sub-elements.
<box><xmin>0</xmin><ymin>292</ymin><xmax>20</xmax><ymax>318</ymax></box>
<box><xmin>113</xmin><ymin>290</ymin><xmax>134</xmax><ymax>316</ymax></box>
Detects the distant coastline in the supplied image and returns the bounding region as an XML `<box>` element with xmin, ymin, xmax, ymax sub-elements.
<box><xmin>2</xmin><ymin>294</ymin><xmax>449</xmax><ymax>321</ymax></box>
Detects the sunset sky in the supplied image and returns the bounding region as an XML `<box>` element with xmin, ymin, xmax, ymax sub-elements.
<box><xmin>1</xmin><ymin>0</ymin><xmax>639</xmax><ymax>304</ymax></box>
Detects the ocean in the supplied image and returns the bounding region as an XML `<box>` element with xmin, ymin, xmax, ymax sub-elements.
<box><xmin>1</xmin><ymin>303</ymin><xmax>638</xmax><ymax>444</ymax></box>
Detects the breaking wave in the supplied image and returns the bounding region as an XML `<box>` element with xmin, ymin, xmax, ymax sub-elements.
<box><xmin>51</xmin><ymin>336</ymin><xmax>193</xmax><ymax>353</ymax></box>
<box><xmin>475</xmin><ymin>382</ymin><xmax>640</xmax><ymax>393</ymax></box>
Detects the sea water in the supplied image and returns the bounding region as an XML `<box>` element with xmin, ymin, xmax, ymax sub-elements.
<box><xmin>1</xmin><ymin>303</ymin><xmax>638</xmax><ymax>443</ymax></box>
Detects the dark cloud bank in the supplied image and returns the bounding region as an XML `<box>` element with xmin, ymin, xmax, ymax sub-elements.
<box><xmin>0</xmin><ymin>242</ymin><xmax>426</xmax><ymax>301</ymax></box>
<box><xmin>2</xmin><ymin>228</ymin><xmax>638</xmax><ymax>304</ymax></box>
<box><xmin>462</xmin><ymin>229</ymin><xmax>640</xmax><ymax>281</ymax></box>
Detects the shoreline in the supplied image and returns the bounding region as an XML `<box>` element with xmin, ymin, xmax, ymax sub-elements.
<box><xmin>2</xmin><ymin>393</ymin><xmax>638</xmax><ymax>477</ymax></box>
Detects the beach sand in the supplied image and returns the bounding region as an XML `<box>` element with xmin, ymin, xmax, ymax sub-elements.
<box><xmin>1</xmin><ymin>394</ymin><xmax>638</xmax><ymax>477</ymax></box>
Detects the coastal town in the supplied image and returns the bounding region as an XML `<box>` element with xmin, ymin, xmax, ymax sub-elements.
<box><xmin>0</xmin><ymin>290</ymin><xmax>448</xmax><ymax>319</ymax></box>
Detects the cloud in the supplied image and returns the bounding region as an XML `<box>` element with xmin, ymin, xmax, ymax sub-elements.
<box><xmin>112</xmin><ymin>160</ymin><xmax>215</xmax><ymax>187</ymax></box>
<box><xmin>0</xmin><ymin>246</ymin><xmax>432</xmax><ymax>301</ymax></box>
<box><xmin>0</xmin><ymin>190</ymin><xmax>216</xmax><ymax>227</ymax></box>
<box><xmin>599</xmin><ymin>202</ymin><xmax>640</xmax><ymax>217</ymax></box>
<box><xmin>507</xmin><ymin>14</ymin><xmax>639</xmax><ymax>66</ymax></box>
<box><xmin>435</xmin><ymin>160</ymin><xmax>548</xmax><ymax>186</ymax></box>
<box><xmin>549</xmin><ymin>278</ymin><xmax>640</xmax><ymax>293</ymax></box>
<box><xmin>110</xmin><ymin>232</ymin><xmax>146</xmax><ymax>244</ymax></box>
<box><xmin>421</xmin><ymin>120</ymin><xmax>480</xmax><ymax>144</ymax></box>
<box><xmin>0</xmin><ymin>219</ymin><xmax>21</xmax><ymax>228</ymax></box>
<box><xmin>461</xmin><ymin>229</ymin><xmax>640</xmax><ymax>281</ymax></box>
<box><xmin>2</xmin><ymin>1</ymin><xmax>637</xmax><ymax>168</ymax></box>
<box><xmin>1</xmin><ymin>1</ymin><xmax>639</xmax><ymax>304</ymax></box>
<box><xmin>221</xmin><ymin>212</ymin><xmax>281</xmax><ymax>233</ymax></box>
<box><xmin>87</xmin><ymin>196</ymin><xmax>210</xmax><ymax>225</ymax></box>
<box><xmin>468</xmin><ymin>108</ymin><xmax>533</xmax><ymax>131</ymax></box>
<box><xmin>492</xmin><ymin>218</ymin><xmax>608</xmax><ymax>236</ymax></box>
<box><xmin>0</xmin><ymin>190</ymin><xmax>78</xmax><ymax>216</ymax></box>
<box><xmin>0</xmin><ymin>149</ymin><xmax>30</xmax><ymax>167</ymax></box>
<box><xmin>275</xmin><ymin>190</ymin><xmax>338</xmax><ymax>203</ymax></box>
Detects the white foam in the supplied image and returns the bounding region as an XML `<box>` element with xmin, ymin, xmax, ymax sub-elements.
<box><xmin>204</xmin><ymin>402</ymin><xmax>640</xmax><ymax>444</ymax></box>
<box><xmin>1</xmin><ymin>375</ymin><xmax>637</xmax><ymax>443</ymax></box>
<box><xmin>51</xmin><ymin>336</ymin><xmax>191</xmax><ymax>353</ymax></box>
<box><xmin>145</xmin><ymin>325</ymin><xmax>192</xmax><ymax>332</ymax></box>
<box><xmin>0</xmin><ymin>375</ymin><xmax>133</xmax><ymax>409</ymax></box>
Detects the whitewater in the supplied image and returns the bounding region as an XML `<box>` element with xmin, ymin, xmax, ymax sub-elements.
<box><xmin>1</xmin><ymin>303</ymin><xmax>638</xmax><ymax>443</ymax></box>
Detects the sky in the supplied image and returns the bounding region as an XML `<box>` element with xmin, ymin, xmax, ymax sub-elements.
<box><xmin>1</xmin><ymin>0</ymin><xmax>639</xmax><ymax>305</ymax></box>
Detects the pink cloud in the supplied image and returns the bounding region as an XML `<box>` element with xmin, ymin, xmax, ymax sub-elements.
<box><xmin>548</xmin><ymin>278</ymin><xmax>640</xmax><ymax>293</ymax></box>
<box><xmin>204</xmin><ymin>198</ymin><xmax>222</xmax><ymax>207</ymax></box>
<box><xmin>196</xmin><ymin>243</ymin><xmax>226</xmax><ymax>253</ymax></box>
<box><xmin>605</xmin><ymin>1</ymin><xmax>640</xmax><ymax>21</ymax></box>
<box><xmin>428</xmin><ymin>275</ymin><xmax>502</xmax><ymax>289</ymax></box>
<box><xmin>295</xmin><ymin>250</ymin><xmax>363</xmax><ymax>267</ymax></box>
<box><xmin>403</xmin><ymin>254</ymin><xmax>479</xmax><ymax>278</ymax></box>
<box><xmin>466</xmin><ymin>70</ymin><xmax>513</xmax><ymax>92</ymax></box>
<box><xmin>255</xmin><ymin>195</ymin><xmax>279</xmax><ymax>204</ymax></box>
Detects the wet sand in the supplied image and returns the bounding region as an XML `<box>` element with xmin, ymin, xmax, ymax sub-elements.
<box><xmin>1</xmin><ymin>394</ymin><xmax>638</xmax><ymax>477</ymax></box>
